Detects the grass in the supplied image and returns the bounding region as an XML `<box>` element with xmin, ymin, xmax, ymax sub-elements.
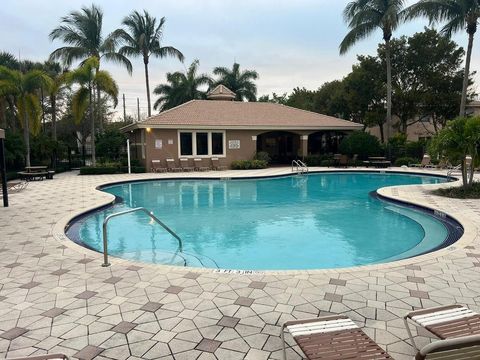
<box><xmin>432</xmin><ymin>182</ymin><xmax>480</xmax><ymax>199</ymax></box>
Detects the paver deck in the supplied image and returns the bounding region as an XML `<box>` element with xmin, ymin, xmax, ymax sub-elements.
<box><xmin>0</xmin><ymin>167</ymin><xmax>479</xmax><ymax>360</ymax></box>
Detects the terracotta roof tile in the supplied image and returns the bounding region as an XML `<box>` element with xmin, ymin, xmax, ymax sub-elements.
<box><xmin>128</xmin><ymin>100</ymin><xmax>363</xmax><ymax>130</ymax></box>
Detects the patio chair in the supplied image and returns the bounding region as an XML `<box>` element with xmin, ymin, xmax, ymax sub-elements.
<box><xmin>166</xmin><ymin>158</ymin><xmax>182</xmax><ymax>172</ymax></box>
<box><xmin>6</xmin><ymin>180</ymin><xmax>28</xmax><ymax>193</ymax></box>
<box><xmin>179</xmin><ymin>158</ymin><xmax>195</xmax><ymax>172</ymax></box>
<box><xmin>151</xmin><ymin>160</ymin><xmax>167</xmax><ymax>173</ymax></box>
<box><xmin>282</xmin><ymin>314</ymin><xmax>480</xmax><ymax>360</ymax></box>
<box><xmin>404</xmin><ymin>304</ymin><xmax>480</xmax><ymax>351</ymax></box>
<box><xmin>410</xmin><ymin>155</ymin><xmax>434</xmax><ymax>168</ymax></box>
<box><xmin>211</xmin><ymin>157</ymin><xmax>228</xmax><ymax>171</ymax></box>
<box><xmin>194</xmin><ymin>158</ymin><xmax>210</xmax><ymax>171</ymax></box>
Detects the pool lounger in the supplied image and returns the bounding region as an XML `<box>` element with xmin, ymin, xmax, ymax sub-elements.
<box><xmin>282</xmin><ymin>314</ymin><xmax>480</xmax><ymax>359</ymax></box>
<box><xmin>404</xmin><ymin>304</ymin><xmax>480</xmax><ymax>350</ymax></box>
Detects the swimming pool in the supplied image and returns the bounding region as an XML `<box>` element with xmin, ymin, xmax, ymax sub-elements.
<box><xmin>66</xmin><ymin>172</ymin><xmax>462</xmax><ymax>270</ymax></box>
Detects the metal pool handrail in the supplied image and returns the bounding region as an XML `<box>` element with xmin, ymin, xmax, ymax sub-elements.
<box><xmin>102</xmin><ymin>207</ymin><xmax>183</xmax><ymax>267</ymax></box>
<box><xmin>292</xmin><ymin>159</ymin><xmax>308</xmax><ymax>174</ymax></box>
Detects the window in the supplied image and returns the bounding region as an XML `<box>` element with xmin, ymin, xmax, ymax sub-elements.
<box><xmin>212</xmin><ymin>132</ymin><xmax>224</xmax><ymax>155</ymax></box>
<box><xmin>178</xmin><ymin>131</ymin><xmax>225</xmax><ymax>157</ymax></box>
<box><xmin>180</xmin><ymin>132</ymin><xmax>193</xmax><ymax>156</ymax></box>
<box><xmin>196</xmin><ymin>132</ymin><xmax>208</xmax><ymax>155</ymax></box>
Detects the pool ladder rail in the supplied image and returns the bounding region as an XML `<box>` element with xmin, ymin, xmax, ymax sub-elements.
<box><xmin>292</xmin><ymin>159</ymin><xmax>308</xmax><ymax>175</ymax></box>
<box><xmin>102</xmin><ymin>207</ymin><xmax>184</xmax><ymax>267</ymax></box>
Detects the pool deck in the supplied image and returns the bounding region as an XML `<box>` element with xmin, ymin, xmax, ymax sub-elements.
<box><xmin>0</xmin><ymin>167</ymin><xmax>479</xmax><ymax>360</ymax></box>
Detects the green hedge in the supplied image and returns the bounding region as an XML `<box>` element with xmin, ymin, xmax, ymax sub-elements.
<box><xmin>231</xmin><ymin>160</ymin><xmax>268</xmax><ymax>170</ymax></box>
<box><xmin>80</xmin><ymin>166</ymin><xmax>145</xmax><ymax>175</ymax></box>
<box><xmin>304</xmin><ymin>155</ymin><xmax>333</xmax><ymax>166</ymax></box>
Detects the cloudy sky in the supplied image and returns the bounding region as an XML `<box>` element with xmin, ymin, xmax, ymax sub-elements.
<box><xmin>1</xmin><ymin>0</ymin><xmax>476</xmax><ymax>118</ymax></box>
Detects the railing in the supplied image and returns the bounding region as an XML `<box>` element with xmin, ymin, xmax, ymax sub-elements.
<box><xmin>292</xmin><ymin>159</ymin><xmax>308</xmax><ymax>174</ymax></box>
<box><xmin>102</xmin><ymin>207</ymin><xmax>183</xmax><ymax>267</ymax></box>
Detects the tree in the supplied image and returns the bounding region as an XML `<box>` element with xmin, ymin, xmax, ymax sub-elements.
<box><xmin>111</xmin><ymin>10</ymin><xmax>184</xmax><ymax>117</ymax></box>
<box><xmin>49</xmin><ymin>4</ymin><xmax>131</xmax><ymax>130</ymax></box>
<box><xmin>258</xmin><ymin>93</ymin><xmax>288</xmax><ymax>104</ymax></box>
<box><xmin>406</xmin><ymin>0</ymin><xmax>480</xmax><ymax>117</ymax></box>
<box><xmin>43</xmin><ymin>61</ymin><xmax>68</xmax><ymax>141</ymax></box>
<box><xmin>286</xmin><ymin>87</ymin><xmax>316</xmax><ymax>110</ymax></box>
<box><xmin>0</xmin><ymin>66</ymin><xmax>52</xmax><ymax>167</ymax></box>
<box><xmin>153</xmin><ymin>60</ymin><xmax>211</xmax><ymax>111</ymax></box>
<box><xmin>312</xmin><ymin>81</ymin><xmax>349</xmax><ymax>118</ymax></box>
<box><xmin>429</xmin><ymin>117</ymin><xmax>480</xmax><ymax>186</ymax></box>
<box><xmin>66</xmin><ymin>57</ymin><xmax>118</xmax><ymax>166</ymax></box>
<box><xmin>213</xmin><ymin>63</ymin><xmax>258</xmax><ymax>101</ymax></box>
<box><xmin>340</xmin><ymin>0</ymin><xmax>406</xmax><ymax>140</ymax></box>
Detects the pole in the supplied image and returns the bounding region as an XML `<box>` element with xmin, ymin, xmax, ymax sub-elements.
<box><xmin>127</xmin><ymin>139</ymin><xmax>131</xmax><ymax>174</ymax></box>
<box><xmin>137</xmin><ymin>97</ymin><xmax>140</xmax><ymax>122</ymax></box>
<box><xmin>0</xmin><ymin>130</ymin><xmax>8</xmax><ymax>207</ymax></box>
<box><xmin>123</xmin><ymin>93</ymin><xmax>126</xmax><ymax>122</ymax></box>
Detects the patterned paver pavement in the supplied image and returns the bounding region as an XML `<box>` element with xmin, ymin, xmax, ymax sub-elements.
<box><xmin>0</xmin><ymin>168</ymin><xmax>479</xmax><ymax>360</ymax></box>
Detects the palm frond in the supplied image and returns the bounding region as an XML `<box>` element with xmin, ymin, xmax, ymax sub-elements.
<box><xmin>71</xmin><ymin>87</ymin><xmax>90</xmax><ymax>124</ymax></box>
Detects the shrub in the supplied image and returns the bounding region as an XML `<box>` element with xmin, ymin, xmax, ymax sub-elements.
<box><xmin>304</xmin><ymin>155</ymin><xmax>333</xmax><ymax>166</ymax></box>
<box><xmin>254</xmin><ymin>151</ymin><xmax>271</xmax><ymax>163</ymax></box>
<box><xmin>231</xmin><ymin>160</ymin><xmax>268</xmax><ymax>170</ymax></box>
<box><xmin>394</xmin><ymin>157</ymin><xmax>417</xmax><ymax>166</ymax></box>
<box><xmin>432</xmin><ymin>182</ymin><xmax>480</xmax><ymax>199</ymax></box>
<box><xmin>339</xmin><ymin>131</ymin><xmax>382</xmax><ymax>160</ymax></box>
<box><xmin>405</xmin><ymin>140</ymin><xmax>425</xmax><ymax>159</ymax></box>
<box><xmin>320</xmin><ymin>159</ymin><xmax>336</xmax><ymax>167</ymax></box>
<box><xmin>80</xmin><ymin>165</ymin><xmax>145</xmax><ymax>175</ymax></box>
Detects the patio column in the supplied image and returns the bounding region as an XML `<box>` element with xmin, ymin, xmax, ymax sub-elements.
<box><xmin>300</xmin><ymin>135</ymin><xmax>308</xmax><ymax>160</ymax></box>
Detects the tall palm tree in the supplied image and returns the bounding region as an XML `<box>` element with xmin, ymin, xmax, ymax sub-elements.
<box><xmin>111</xmin><ymin>10</ymin><xmax>184</xmax><ymax>117</ymax></box>
<box><xmin>0</xmin><ymin>66</ymin><xmax>52</xmax><ymax>166</ymax></box>
<box><xmin>213</xmin><ymin>63</ymin><xmax>258</xmax><ymax>101</ymax></box>
<box><xmin>43</xmin><ymin>61</ymin><xmax>68</xmax><ymax>141</ymax></box>
<box><xmin>340</xmin><ymin>0</ymin><xmax>406</xmax><ymax>139</ymax></box>
<box><xmin>66</xmin><ymin>57</ymin><xmax>118</xmax><ymax>166</ymax></box>
<box><xmin>406</xmin><ymin>0</ymin><xmax>479</xmax><ymax>117</ymax></box>
<box><xmin>153</xmin><ymin>60</ymin><xmax>212</xmax><ymax>111</ymax></box>
<box><xmin>49</xmin><ymin>4</ymin><xmax>131</xmax><ymax>131</ymax></box>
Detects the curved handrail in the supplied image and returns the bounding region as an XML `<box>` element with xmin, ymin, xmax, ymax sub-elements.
<box><xmin>102</xmin><ymin>207</ymin><xmax>183</xmax><ymax>267</ymax></box>
<box><xmin>292</xmin><ymin>159</ymin><xmax>308</xmax><ymax>174</ymax></box>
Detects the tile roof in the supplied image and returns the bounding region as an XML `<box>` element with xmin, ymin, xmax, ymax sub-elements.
<box><xmin>124</xmin><ymin>100</ymin><xmax>363</xmax><ymax>130</ymax></box>
<box><xmin>207</xmin><ymin>85</ymin><xmax>236</xmax><ymax>100</ymax></box>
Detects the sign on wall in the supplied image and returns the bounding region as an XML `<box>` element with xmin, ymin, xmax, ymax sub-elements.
<box><xmin>155</xmin><ymin>139</ymin><xmax>163</xmax><ymax>149</ymax></box>
<box><xmin>228</xmin><ymin>140</ymin><xmax>241</xmax><ymax>149</ymax></box>
<box><xmin>168</xmin><ymin>139</ymin><xmax>173</xmax><ymax>145</ymax></box>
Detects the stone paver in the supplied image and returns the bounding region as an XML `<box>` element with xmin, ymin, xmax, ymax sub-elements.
<box><xmin>0</xmin><ymin>168</ymin><xmax>479</xmax><ymax>360</ymax></box>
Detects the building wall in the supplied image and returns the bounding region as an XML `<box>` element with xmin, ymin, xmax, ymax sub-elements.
<box><xmin>137</xmin><ymin>128</ymin><xmax>315</xmax><ymax>172</ymax></box>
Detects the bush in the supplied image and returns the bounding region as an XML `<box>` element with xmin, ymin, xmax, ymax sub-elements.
<box><xmin>432</xmin><ymin>182</ymin><xmax>480</xmax><ymax>199</ymax></box>
<box><xmin>405</xmin><ymin>140</ymin><xmax>426</xmax><ymax>159</ymax></box>
<box><xmin>96</xmin><ymin>129</ymin><xmax>126</xmax><ymax>161</ymax></box>
<box><xmin>320</xmin><ymin>159</ymin><xmax>336</xmax><ymax>167</ymax></box>
<box><xmin>231</xmin><ymin>160</ymin><xmax>268</xmax><ymax>170</ymax></box>
<box><xmin>304</xmin><ymin>154</ymin><xmax>333</xmax><ymax>166</ymax></box>
<box><xmin>394</xmin><ymin>157</ymin><xmax>417</xmax><ymax>166</ymax></box>
<box><xmin>339</xmin><ymin>131</ymin><xmax>382</xmax><ymax>160</ymax></box>
<box><xmin>80</xmin><ymin>165</ymin><xmax>145</xmax><ymax>175</ymax></box>
<box><xmin>254</xmin><ymin>151</ymin><xmax>271</xmax><ymax>163</ymax></box>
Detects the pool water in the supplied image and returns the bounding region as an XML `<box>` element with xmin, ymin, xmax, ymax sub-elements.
<box><xmin>67</xmin><ymin>173</ymin><xmax>451</xmax><ymax>270</ymax></box>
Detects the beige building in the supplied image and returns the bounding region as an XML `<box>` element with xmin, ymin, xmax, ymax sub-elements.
<box><xmin>122</xmin><ymin>86</ymin><xmax>363</xmax><ymax>171</ymax></box>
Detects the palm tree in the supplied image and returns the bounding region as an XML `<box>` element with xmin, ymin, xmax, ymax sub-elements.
<box><xmin>66</xmin><ymin>57</ymin><xmax>118</xmax><ymax>166</ymax></box>
<box><xmin>406</xmin><ymin>0</ymin><xmax>479</xmax><ymax>117</ymax></box>
<box><xmin>43</xmin><ymin>61</ymin><xmax>68</xmax><ymax>141</ymax></box>
<box><xmin>0</xmin><ymin>66</ymin><xmax>52</xmax><ymax>166</ymax></box>
<box><xmin>340</xmin><ymin>0</ymin><xmax>406</xmax><ymax>139</ymax></box>
<box><xmin>213</xmin><ymin>63</ymin><xmax>258</xmax><ymax>101</ymax></box>
<box><xmin>49</xmin><ymin>4</ymin><xmax>131</xmax><ymax>131</ymax></box>
<box><xmin>153</xmin><ymin>60</ymin><xmax>212</xmax><ymax>111</ymax></box>
<box><xmin>111</xmin><ymin>10</ymin><xmax>184</xmax><ymax>117</ymax></box>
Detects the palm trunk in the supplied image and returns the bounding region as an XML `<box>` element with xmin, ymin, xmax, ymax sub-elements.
<box><xmin>378</xmin><ymin>122</ymin><xmax>385</xmax><ymax>143</ymax></box>
<box><xmin>461</xmin><ymin>160</ymin><xmax>467</xmax><ymax>187</ymax></box>
<box><xmin>51</xmin><ymin>95</ymin><xmax>57</xmax><ymax>141</ymax></box>
<box><xmin>96</xmin><ymin>85</ymin><xmax>103</xmax><ymax>133</ymax></box>
<box><xmin>144</xmin><ymin>57</ymin><xmax>151</xmax><ymax>117</ymax></box>
<box><xmin>0</xmin><ymin>99</ymin><xmax>6</xmax><ymax>129</ymax></box>
<box><xmin>41</xmin><ymin>88</ymin><xmax>45</xmax><ymax>133</ymax></box>
<box><xmin>89</xmin><ymin>85</ymin><xmax>96</xmax><ymax>166</ymax></box>
<box><xmin>460</xmin><ymin>31</ymin><xmax>475</xmax><ymax>117</ymax></box>
<box><xmin>385</xmin><ymin>39</ymin><xmax>392</xmax><ymax>141</ymax></box>
<box><xmin>22</xmin><ymin>97</ymin><xmax>31</xmax><ymax>167</ymax></box>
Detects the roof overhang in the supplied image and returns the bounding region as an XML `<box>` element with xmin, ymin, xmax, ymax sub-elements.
<box><xmin>121</xmin><ymin>123</ymin><xmax>363</xmax><ymax>132</ymax></box>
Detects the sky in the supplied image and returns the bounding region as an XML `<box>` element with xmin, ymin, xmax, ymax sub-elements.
<box><xmin>1</xmin><ymin>0</ymin><xmax>477</xmax><ymax>119</ymax></box>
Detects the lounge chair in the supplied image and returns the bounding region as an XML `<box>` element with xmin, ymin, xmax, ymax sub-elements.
<box><xmin>194</xmin><ymin>158</ymin><xmax>210</xmax><ymax>171</ymax></box>
<box><xmin>211</xmin><ymin>157</ymin><xmax>228</xmax><ymax>170</ymax></box>
<box><xmin>404</xmin><ymin>304</ymin><xmax>480</xmax><ymax>350</ymax></box>
<box><xmin>410</xmin><ymin>155</ymin><xmax>434</xmax><ymax>168</ymax></box>
<box><xmin>166</xmin><ymin>158</ymin><xmax>182</xmax><ymax>172</ymax></box>
<box><xmin>282</xmin><ymin>314</ymin><xmax>480</xmax><ymax>360</ymax></box>
<box><xmin>7</xmin><ymin>180</ymin><xmax>28</xmax><ymax>193</ymax></box>
<box><xmin>151</xmin><ymin>160</ymin><xmax>167</xmax><ymax>173</ymax></box>
<box><xmin>179</xmin><ymin>158</ymin><xmax>195</xmax><ymax>172</ymax></box>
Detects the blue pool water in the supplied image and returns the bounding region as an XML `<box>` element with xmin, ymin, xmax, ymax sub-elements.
<box><xmin>67</xmin><ymin>172</ymin><xmax>452</xmax><ymax>270</ymax></box>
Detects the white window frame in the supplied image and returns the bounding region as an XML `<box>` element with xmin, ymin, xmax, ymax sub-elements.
<box><xmin>177</xmin><ymin>130</ymin><xmax>226</xmax><ymax>158</ymax></box>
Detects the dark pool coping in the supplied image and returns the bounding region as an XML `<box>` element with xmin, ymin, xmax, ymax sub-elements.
<box><xmin>64</xmin><ymin>170</ymin><xmax>462</xmax><ymax>268</ymax></box>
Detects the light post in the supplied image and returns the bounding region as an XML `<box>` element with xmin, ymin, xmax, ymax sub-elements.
<box><xmin>0</xmin><ymin>129</ymin><xmax>8</xmax><ymax>207</ymax></box>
